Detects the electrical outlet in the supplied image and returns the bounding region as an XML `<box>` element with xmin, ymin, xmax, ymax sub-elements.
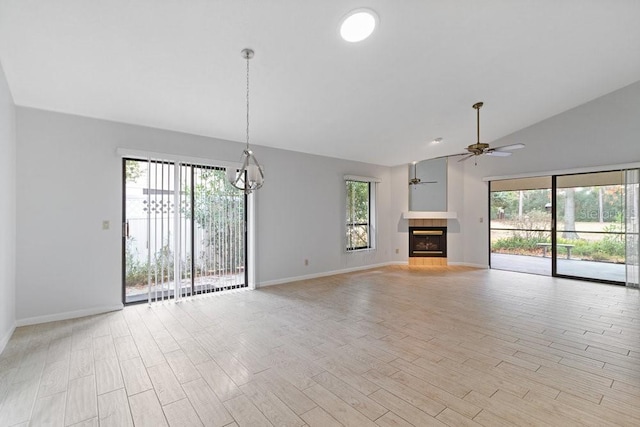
<box><xmin>102</xmin><ymin>220</ymin><xmax>110</xmax><ymax>230</ymax></box>
<box><xmin>395</xmin><ymin>248</ymin><xmax>399</xmax><ymax>254</ymax></box>
<box><xmin>304</xmin><ymin>259</ymin><xmax>309</xmax><ymax>266</ymax></box>
<box><xmin>479</xmin><ymin>217</ymin><xmax>484</xmax><ymax>223</ymax></box>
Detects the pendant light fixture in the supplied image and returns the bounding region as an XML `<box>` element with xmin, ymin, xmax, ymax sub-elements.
<box><xmin>227</xmin><ymin>48</ymin><xmax>264</xmax><ymax>194</ymax></box>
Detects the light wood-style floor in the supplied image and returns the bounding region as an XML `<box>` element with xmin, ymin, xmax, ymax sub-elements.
<box><xmin>1</xmin><ymin>266</ymin><xmax>639</xmax><ymax>426</ymax></box>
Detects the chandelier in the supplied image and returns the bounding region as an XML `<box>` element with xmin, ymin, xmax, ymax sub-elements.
<box><xmin>226</xmin><ymin>48</ymin><xmax>265</xmax><ymax>194</ymax></box>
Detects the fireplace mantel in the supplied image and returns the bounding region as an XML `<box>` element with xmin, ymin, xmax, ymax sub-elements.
<box><xmin>402</xmin><ymin>211</ymin><xmax>457</xmax><ymax>220</ymax></box>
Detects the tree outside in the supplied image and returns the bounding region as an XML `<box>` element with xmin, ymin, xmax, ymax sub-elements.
<box><xmin>491</xmin><ymin>185</ymin><xmax>625</xmax><ymax>263</ymax></box>
<box><xmin>123</xmin><ymin>160</ymin><xmax>245</xmax><ymax>300</ymax></box>
<box><xmin>186</xmin><ymin>167</ymin><xmax>245</xmax><ymax>276</ymax></box>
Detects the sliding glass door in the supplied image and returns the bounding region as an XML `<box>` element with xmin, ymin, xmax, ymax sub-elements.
<box><xmin>489</xmin><ymin>176</ymin><xmax>552</xmax><ymax>275</ymax></box>
<box><xmin>490</xmin><ymin>168</ymin><xmax>639</xmax><ymax>285</ymax></box>
<box><xmin>123</xmin><ymin>159</ymin><xmax>246</xmax><ymax>304</ymax></box>
<box><xmin>554</xmin><ymin>171</ymin><xmax>626</xmax><ymax>283</ymax></box>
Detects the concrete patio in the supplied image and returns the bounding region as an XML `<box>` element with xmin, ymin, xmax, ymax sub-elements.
<box><xmin>490</xmin><ymin>252</ymin><xmax>627</xmax><ymax>283</ymax></box>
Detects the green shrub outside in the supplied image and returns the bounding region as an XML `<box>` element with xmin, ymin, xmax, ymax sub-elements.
<box><xmin>125</xmin><ymin>237</ymin><xmax>176</xmax><ymax>288</ymax></box>
<box><xmin>492</xmin><ymin>236</ymin><xmax>545</xmax><ymax>252</ymax></box>
<box><xmin>492</xmin><ymin>235</ymin><xmax>625</xmax><ymax>263</ymax></box>
<box><xmin>558</xmin><ymin>236</ymin><xmax>625</xmax><ymax>261</ymax></box>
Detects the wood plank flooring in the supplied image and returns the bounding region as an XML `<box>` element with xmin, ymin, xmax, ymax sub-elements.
<box><xmin>1</xmin><ymin>266</ymin><xmax>639</xmax><ymax>426</ymax></box>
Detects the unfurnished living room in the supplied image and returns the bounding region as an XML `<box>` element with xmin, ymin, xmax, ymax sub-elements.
<box><xmin>1</xmin><ymin>1</ymin><xmax>639</xmax><ymax>426</ymax></box>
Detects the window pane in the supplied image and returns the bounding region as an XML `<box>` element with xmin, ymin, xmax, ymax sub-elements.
<box><xmin>346</xmin><ymin>180</ymin><xmax>371</xmax><ymax>250</ymax></box>
<box><xmin>347</xmin><ymin>225</ymin><xmax>369</xmax><ymax>249</ymax></box>
<box><xmin>556</xmin><ymin>171</ymin><xmax>626</xmax><ymax>283</ymax></box>
<box><xmin>489</xmin><ymin>176</ymin><xmax>552</xmax><ymax>276</ymax></box>
<box><xmin>347</xmin><ymin>181</ymin><xmax>369</xmax><ymax>223</ymax></box>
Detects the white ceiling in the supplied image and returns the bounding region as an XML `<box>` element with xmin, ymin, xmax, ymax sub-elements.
<box><xmin>1</xmin><ymin>0</ymin><xmax>639</xmax><ymax>166</ymax></box>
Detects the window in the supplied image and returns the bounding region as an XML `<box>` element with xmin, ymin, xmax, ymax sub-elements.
<box><xmin>346</xmin><ymin>179</ymin><xmax>375</xmax><ymax>251</ymax></box>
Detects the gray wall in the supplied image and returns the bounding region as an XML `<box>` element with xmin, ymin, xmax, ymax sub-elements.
<box><xmin>10</xmin><ymin>78</ymin><xmax>640</xmax><ymax>325</ymax></box>
<box><xmin>388</xmin><ymin>159</ymin><xmax>465</xmax><ymax>265</ymax></box>
<box><xmin>255</xmin><ymin>146</ymin><xmax>392</xmax><ymax>285</ymax></box>
<box><xmin>15</xmin><ymin>108</ymin><xmax>393</xmax><ymax>323</ymax></box>
<box><xmin>0</xmin><ymin>62</ymin><xmax>16</xmax><ymax>352</ymax></box>
<box><xmin>459</xmin><ymin>81</ymin><xmax>640</xmax><ymax>267</ymax></box>
<box><xmin>409</xmin><ymin>158</ymin><xmax>447</xmax><ymax>211</ymax></box>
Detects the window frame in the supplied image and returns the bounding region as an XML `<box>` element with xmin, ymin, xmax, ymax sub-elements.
<box><xmin>345</xmin><ymin>178</ymin><xmax>377</xmax><ymax>252</ymax></box>
<box><xmin>121</xmin><ymin>156</ymin><xmax>249</xmax><ymax>305</ymax></box>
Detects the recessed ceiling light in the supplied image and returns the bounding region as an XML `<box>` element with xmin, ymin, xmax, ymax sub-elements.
<box><xmin>340</xmin><ymin>9</ymin><xmax>378</xmax><ymax>42</ymax></box>
<box><xmin>432</xmin><ymin>137</ymin><xmax>443</xmax><ymax>144</ymax></box>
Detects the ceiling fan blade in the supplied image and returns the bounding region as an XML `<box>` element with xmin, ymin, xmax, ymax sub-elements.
<box><xmin>422</xmin><ymin>153</ymin><xmax>455</xmax><ymax>160</ymax></box>
<box><xmin>485</xmin><ymin>150</ymin><xmax>512</xmax><ymax>157</ymax></box>
<box><xmin>457</xmin><ymin>154</ymin><xmax>474</xmax><ymax>162</ymax></box>
<box><xmin>433</xmin><ymin>152</ymin><xmax>470</xmax><ymax>159</ymax></box>
<box><xmin>493</xmin><ymin>143</ymin><xmax>525</xmax><ymax>151</ymax></box>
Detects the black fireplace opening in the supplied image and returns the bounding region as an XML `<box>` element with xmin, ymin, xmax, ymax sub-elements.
<box><xmin>409</xmin><ymin>226</ymin><xmax>447</xmax><ymax>257</ymax></box>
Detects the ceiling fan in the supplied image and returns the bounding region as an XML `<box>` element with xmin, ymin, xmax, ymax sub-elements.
<box><xmin>409</xmin><ymin>161</ymin><xmax>437</xmax><ymax>186</ymax></box>
<box><xmin>449</xmin><ymin>102</ymin><xmax>525</xmax><ymax>163</ymax></box>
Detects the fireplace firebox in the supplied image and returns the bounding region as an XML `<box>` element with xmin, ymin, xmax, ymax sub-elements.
<box><xmin>409</xmin><ymin>226</ymin><xmax>447</xmax><ymax>257</ymax></box>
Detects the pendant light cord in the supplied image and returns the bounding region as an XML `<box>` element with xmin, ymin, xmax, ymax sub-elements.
<box><xmin>476</xmin><ymin>105</ymin><xmax>480</xmax><ymax>144</ymax></box>
<box><xmin>246</xmin><ymin>53</ymin><xmax>250</xmax><ymax>151</ymax></box>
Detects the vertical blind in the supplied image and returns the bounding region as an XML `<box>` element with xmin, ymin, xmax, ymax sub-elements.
<box><xmin>626</xmin><ymin>169</ymin><xmax>639</xmax><ymax>288</ymax></box>
<box><xmin>125</xmin><ymin>158</ymin><xmax>246</xmax><ymax>304</ymax></box>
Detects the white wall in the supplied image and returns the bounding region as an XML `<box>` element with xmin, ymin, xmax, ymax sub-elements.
<box><xmin>13</xmin><ymin>79</ymin><xmax>640</xmax><ymax>324</ymax></box>
<box><xmin>409</xmin><ymin>159</ymin><xmax>447</xmax><ymax>211</ymax></box>
<box><xmin>0</xmin><ymin>62</ymin><xmax>16</xmax><ymax>352</ymax></box>
<box><xmin>446</xmin><ymin>159</ymin><xmax>465</xmax><ymax>263</ymax></box>
<box><xmin>387</xmin><ymin>80</ymin><xmax>640</xmax><ymax>268</ymax></box>
<box><xmin>15</xmin><ymin>108</ymin><xmax>394</xmax><ymax>323</ymax></box>
<box><xmin>255</xmin><ymin>146</ymin><xmax>392</xmax><ymax>285</ymax></box>
<box><xmin>459</xmin><ymin>80</ymin><xmax>640</xmax><ymax>266</ymax></box>
<box><xmin>389</xmin><ymin>165</ymin><xmax>409</xmax><ymax>262</ymax></box>
<box><xmin>388</xmin><ymin>159</ymin><xmax>465</xmax><ymax>265</ymax></box>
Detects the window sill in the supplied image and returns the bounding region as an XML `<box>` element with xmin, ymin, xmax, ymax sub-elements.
<box><xmin>346</xmin><ymin>248</ymin><xmax>376</xmax><ymax>253</ymax></box>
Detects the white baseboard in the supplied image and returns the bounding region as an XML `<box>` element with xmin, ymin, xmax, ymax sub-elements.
<box><xmin>0</xmin><ymin>323</ymin><xmax>16</xmax><ymax>354</ymax></box>
<box><xmin>16</xmin><ymin>304</ymin><xmax>124</xmax><ymax>327</ymax></box>
<box><xmin>258</xmin><ymin>262</ymin><xmax>401</xmax><ymax>287</ymax></box>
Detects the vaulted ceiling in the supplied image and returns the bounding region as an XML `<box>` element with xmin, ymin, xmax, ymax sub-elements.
<box><xmin>1</xmin><ymin>0</ymin><xmax>639</xmax><ymax>166</ymax></box>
